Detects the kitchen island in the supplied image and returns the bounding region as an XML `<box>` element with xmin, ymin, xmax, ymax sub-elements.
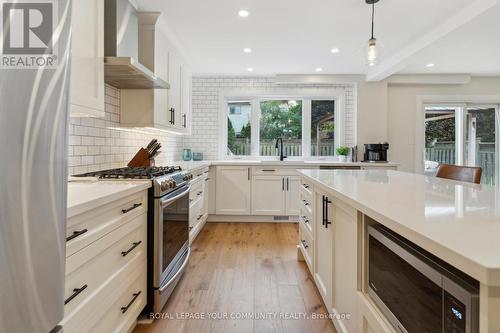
<box><xmin>297</xmin><ymin>168</ymin><xmax>500</xmax><ymax>333</ymax></box>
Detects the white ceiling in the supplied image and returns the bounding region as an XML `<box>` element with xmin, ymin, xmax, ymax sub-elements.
<box><xmin>136</xmin><ymin>0</ymin><xmax>500</xmax><ymax>79</ymax></box>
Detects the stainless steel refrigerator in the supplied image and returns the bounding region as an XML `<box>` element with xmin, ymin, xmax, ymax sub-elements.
<box><xmin>0</xmin><ymin>1</ymin><xmax>71</xmax><ymax>332</ymax></box>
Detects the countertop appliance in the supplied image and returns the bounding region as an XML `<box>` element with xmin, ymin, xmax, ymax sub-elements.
<box><xmin>368</xmin><ymin>225</ymin><xmax>479</xmax><ymax>333</ymax></box>
<box><xmin>363</xmin><ymin>143</ymin><xmax>389</xmax><ymax>162</ymax></box>
<box><xmin>75</xmin><ymin>166</ymin><xmax>193</xmax><ymax>314</ymax></box>
<box><xmin>0</xmin><ymin>1</ymin><xmax>71</xmax><ymax>332</ymax></box>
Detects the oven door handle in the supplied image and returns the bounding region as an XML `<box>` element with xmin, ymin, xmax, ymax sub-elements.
<box><xmin>158</xmin><ymin>247</ymin><xmax>191</xmax><ymax>292</ymax></box>
<box><xmin>160</xmin><ymin>184</ymin><xmax>192</xmax><ymax>207</ymax></box>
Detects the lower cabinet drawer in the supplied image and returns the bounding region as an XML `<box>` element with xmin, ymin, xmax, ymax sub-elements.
<box><xmin>64</xmin><ymin>214</ymin><xmax>147</xmax><ymax>315</ymax></box>
<box><xmin>61</xmin><ymin>252</ymin><xmax>146</xmax><ymax>333</ymax></box>
<box><xmin>63</xmin><ymin>213</ymin><xmax>147</xmax><ymax>322</ymax></box>
<box><xmin>88</xmin><ymin>270</ymin><xmax>147</xmax><ymax>333</ymax></box>
<box><xmin>189</xmin><ymin>199</ymin><xmax>204</xmax><ymax>229</ymax></box>
<box><xmin>66</xmin><ymin>191</ymin><xmax>147</xmax><ymax>257</ymax></box>
<box><xmin>299</xmin><ymin>222</ymin><xmax>313</xmax><ymax>272</ymax></box>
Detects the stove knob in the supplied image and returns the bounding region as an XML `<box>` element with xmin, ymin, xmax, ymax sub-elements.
<box><xmin>160</xmin><ymin>181</ymin><xmax>167</xmax><ymax>191</ymax></box>
<box><xmin>170</xmin><ymin>180</ymin><xmax>177</xmax><ymax>188</ymax></box>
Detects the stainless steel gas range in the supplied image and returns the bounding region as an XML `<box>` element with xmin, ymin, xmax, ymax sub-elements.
<box><xmin>75</xmin><ymin>166</ymin><xmax>193</xmax><ymax>314</ymax></box>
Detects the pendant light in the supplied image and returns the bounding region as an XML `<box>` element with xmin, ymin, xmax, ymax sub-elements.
<box><xmin>366</xmin><ymin>0</ymin><xmax>380</xmax><ymax>66</ymax></box>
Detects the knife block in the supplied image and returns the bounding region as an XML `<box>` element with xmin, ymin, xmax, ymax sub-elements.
<box><xmin>127</xmin><ymin>148</ymin><xmax>152</xmax><ymax>167</ymax></box>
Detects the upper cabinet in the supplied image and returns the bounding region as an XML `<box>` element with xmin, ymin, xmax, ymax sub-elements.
<box><xmin>69</xmin><ymin>0</ymin><xmax>105</xmax><ymax>117</ymax></box>
<box><xmin>120</xmin><ymin>13</ymin><xmax>192</xmax><ymax>134</ymax></box>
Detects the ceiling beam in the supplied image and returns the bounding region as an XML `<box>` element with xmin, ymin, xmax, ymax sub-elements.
<box><xmin>365</xmin><ymin>0</ymin><xmax>500</xmax><ymax>82</ymax></box>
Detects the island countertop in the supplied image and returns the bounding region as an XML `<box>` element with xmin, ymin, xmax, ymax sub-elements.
<box><xmin>297</xmin><ymin>168</ymin><xmax>500</xmax><ymax>286</ymax></box>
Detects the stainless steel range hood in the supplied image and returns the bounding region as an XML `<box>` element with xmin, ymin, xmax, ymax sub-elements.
<box><xmin>104</xmin><ymin>0</ymin><xmax>169</xmax><ymax>89</ymax></box>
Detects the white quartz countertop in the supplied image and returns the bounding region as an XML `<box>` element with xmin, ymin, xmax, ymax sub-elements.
<box><xmin>175</xmin><ymin>160</ymin><xmax>398</xmax><ymax>168</ymax></box>
<box><xmin>297</xmin><ymin>169</ymin><xmax>500</xmax><ymax>286</ymax></box>
<box><xmin>67</xmin><ymin>179</ymin><xmax>151</xmax><ymax>218</ymax></box>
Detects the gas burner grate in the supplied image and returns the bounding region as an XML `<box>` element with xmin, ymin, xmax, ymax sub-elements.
<box><xmin>74</xmin><ymin>166</ymin><xmax>182</xmax><ymax>179</ymax></box>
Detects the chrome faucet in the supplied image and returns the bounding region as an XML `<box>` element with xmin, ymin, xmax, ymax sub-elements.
<box><xmin>275</xmin><ymin>138</ymin><xmax>287</xmax><ymax>161</ymax></box>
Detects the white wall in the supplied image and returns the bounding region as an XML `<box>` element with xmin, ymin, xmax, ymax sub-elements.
<box><xmin>184</xmin><ymin>76</ymin><xmax>356</xmax><ymax>160</ymax></box>
<box><xmin>387</xmin><ymin>76</ymin><xmax>500</xmax><ymax>171</ymax></box>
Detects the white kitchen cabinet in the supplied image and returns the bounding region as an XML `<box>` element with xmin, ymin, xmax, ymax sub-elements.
<box><xmin>69</xmin><ymin>0</ymin><xmax>104</xmax><ymax>117</ymax></box>
<box><xmin>216</xmin><ymin>166</ymin><xmax>251</xmax><ymax>215</ymax></box>
<box><xmin>285</xmin><ymin>176</ymin><xmax>301</xmax><ymax>215</ymax></box>
<box><xmin>179</xmin><ymin>66</ymin><xmax>191</xmax><ymax>132</ymax></box>
<box><xmin>168</xmin><ymin>51</ymin><xmax>181</xmax><ymax>127</ymax></box>
<box><xmin>251</xmin><ymin>176</ymin><xmax>286</xmax><ymax>215</ymax></box>
<box><xmin>332</xmin><ymin>201</ymin><xmax>358</xmax><ymax>333</ymax></box>
<box><xmin>120</xmin><ymin>16</ymin><xmax>192</xmax><ymax>134</ymax></box>
<box><xmin>314</xmin><ymin>191</ymin><xmax>334</xmax><ymax>311</ymax></box>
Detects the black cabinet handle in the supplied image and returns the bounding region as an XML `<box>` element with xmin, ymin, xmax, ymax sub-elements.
<box><xmin>197</xmin><ymin>215</ymin><xmax>203</xmax><ymax>220</ymax></box>
<box><xmin>121</xmin><ymin>241</ymin><xmax>142</xmax><ymax>257</ymax></box>
<box><xmin>286</xmin><ymin>178</ymin><xmax>289</xmax><ymax>191</ymax></box>
<box><xmin>66</xmin><ymin>229</ymin><xmax>88</xmax><ymax>242</ymax></box>
<box><xmin>197</xmin><ymin>191</ymin><xmax>203</xmax><ymax>196</ymax></box>
<box><xmin>182</xmin><ymin>114</ymin><xmax>186</xmax><ymax>128</ymax></box>
<box><xmin>324</xmin><ymin>196</ymin><xmax>332</xmax><ymax>228</ymax></box>
<box><xmin>301</xmin><ymin>216</ymin><xmax>309</xmax><ymax>224</ymax></box>
<box><xmin>121</xmin><ymin>291</ymin><xmax>141</xmax><ymax>314</ymax></box>
<box><xmin>169</xmin><ymin>108</ymin><xmax>175</xmax><ymax>125</ymax></box>
<box><xmin>301</xmin><ymin>239</ymin><xmax>309</xmax><ymax>249</ymax></box>
<box><xmin>248</xmin><ymin>168</ymin><xmax>250</xmax><ymax>181</ymax></box>
<box><xmin>122</xmin><ymin>203</ymin><xmax>142</xmax><ymax>214</ymax></box>
<box><xmin>64</xmin><ymin>284</ymin><xmax>88</xmax><ymax>305</ymax></box>
<box><xmin>205</xmin><ymin>178</ymin><xmax>210</xmax><ymax>181</ymax></box>
<box><xmin>262</xmin><ymin>169</ymin><xmax>276</xmax><ymax>172</ymax></box>
<box><xmin>302</xmin><ymin>200</ymin><xmax>309</xmax><ymax>206</ymax></box>
<box><xmin>322</xmin><ymin>195</ymin><xmax>326</xmax><ymax>226</ymax></box>
<box><xmin>282</xmin><ymin>178</ymin><xmax>285</xmax><ymax>191</ymax></box>
<box><xmin>302</xmin><ymin>184</ymin><xmax>309</xmax><ymax>189</ymax></box>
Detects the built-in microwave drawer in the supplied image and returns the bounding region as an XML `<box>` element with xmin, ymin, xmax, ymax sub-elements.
<box><xmin>66</xmin><ymin>191</ymin><xmax>147</xmax><ymax>257</ymax></box>
<box><xmin>64</xmin><ymin>213</ymin><xmax>146</xmax><ymax>316</ymax></box>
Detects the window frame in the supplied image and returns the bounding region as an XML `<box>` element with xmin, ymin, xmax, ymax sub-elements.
<box><xmin>218</xmin><ymin>88</ymin><xmax>345</xmax><ymax>159</ymax></box>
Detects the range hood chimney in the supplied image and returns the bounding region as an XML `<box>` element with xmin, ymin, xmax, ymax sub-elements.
<box><xmin>104</xmin><ymin>0</ymin><xmax>169</xmax><ymax>89</ymax></box>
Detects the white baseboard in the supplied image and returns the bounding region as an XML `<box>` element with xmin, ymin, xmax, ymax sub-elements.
<box><xmin>207</xmin><ymin>214</ymin><xmax>299</xmax><ymax>223</ymax></box>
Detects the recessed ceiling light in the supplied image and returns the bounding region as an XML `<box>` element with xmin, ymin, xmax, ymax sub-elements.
<box><xmin>426</xmin><ymin>63</ymin><xmax>435</xmax><ymax>68</ymax></box>
<box><xmin>247</xmin><ymin>67</ymin><xmax>254</xmax><ymax>72</ymax></box>
<box><xmin>330</xmin><ymin>48</ymin><xmax>340</xmax><ymax>54</ymax></box>
<box><xmin>243</xmin><ymin>48</ymin><xmax>252</xmax><ymax>53</ymax></box>
<box><xmin>315</xmin><ymin>67</ymin><xmax>323</xmax><ymax>72</ymax></box>
<box><xmin>238</xmin><ymin>10</ymin><xmax>249</xmax><ymax>17</ymax></box>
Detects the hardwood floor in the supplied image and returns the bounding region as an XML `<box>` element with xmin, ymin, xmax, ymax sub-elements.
<box><xmin>134</xmin><ymin>222</ymin><xmax>336</xmax><ymax>333</ymax></box>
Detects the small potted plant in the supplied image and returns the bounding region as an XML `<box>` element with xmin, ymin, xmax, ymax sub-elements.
<box><xmin>336</xmin><ymin>146</ymin><xmax>350</xmax><ymax>162</ymax></box>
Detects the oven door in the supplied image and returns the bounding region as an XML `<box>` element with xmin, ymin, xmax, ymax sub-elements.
<box><xmin>154</xmin><ymin>184</ymin><xmax>190</xmax><ymax>288</ymax></box>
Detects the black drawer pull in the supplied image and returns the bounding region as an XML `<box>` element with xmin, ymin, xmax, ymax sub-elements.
<box><xmin>301</xmin><ymin>216</ymin><xmax>309</xmax><ymax>223</ymax></box>
<box><xmin>262</xmin><ymin>169</ymin><xmax>276</xmax><ymax>172</ymax></box>
<box><xmin>121</xmin><ymin>291</ymin><xmax>141</xmax><ymax>314</ymax></box>
<box><xmin>205</xmin><ymin>178</ymin><xmax>210</xmax><ymax>181</ymax></box>
<box><xmin>302</xmin><ymin>200</ymin><xmax>310</xmax><ymax>206</ymax></box>
<box><xmin>301</xmin><ymin>240</ymin><xmax>309</xmax><ymax>249</ymax></box>
<box><xmin>302</xmin><ymin>184</ymin><xmax>309</xmax><ymax>189</ymax></box>
<box><xmin>66</xmin><ymin>229</ymin><xmax>88</xmax><ymax>242</ymax></box>
<box><xmin>121</xmin><ymin>241</ymin><xmax>142</xmax><ymax>257</ymax></box>
<box><xmin>197</xmin><ymin>215</ymin><xmax>203</xmax><ymax>220</ymax></box>
<box><xmin>64</xmin><ymin>284</ymin><xmax>88</xmax><ymax>305</ymax></box>
<box><xmin>197</xmin><ymin>173</ymin><xmax>202</xmax><ymax>177</ymax></box>
<box><xmin>122</xmin><ymin>203</ymin><xmax>142</xmax><ymax>214</ymax></box>
<box><xmin>197</xmin><ymin>191</ymin><xmax>203</xmax><ymax>196</ymax></box>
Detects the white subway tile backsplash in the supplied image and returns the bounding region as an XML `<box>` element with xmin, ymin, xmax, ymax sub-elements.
<box><xmin>67</xmin><ymin>84</ymin><xmax>183</xmax><ymax>176</ymax></box>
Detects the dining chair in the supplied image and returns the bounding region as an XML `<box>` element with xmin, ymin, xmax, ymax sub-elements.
<box><xmin>436</xmin><ymin>164</ymin><xmax>483</xmax><ymax>184</ymax></box>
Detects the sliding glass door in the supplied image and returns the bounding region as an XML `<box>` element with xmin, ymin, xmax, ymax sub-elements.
<box><xmin>466</xmin><ymin>106</ymin><xmax>498</xmax><ymax>185</ymax></box>
<box><xmin>423</xmin><ymin>104</ymin><xmax>499</xmax><ymax>185</ymax></box>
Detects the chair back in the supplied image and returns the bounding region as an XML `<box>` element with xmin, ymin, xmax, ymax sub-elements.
<box><xmin>436</xmin><ymin>164</ymin><xmax>482</xmax><ymax>184</ymax></box>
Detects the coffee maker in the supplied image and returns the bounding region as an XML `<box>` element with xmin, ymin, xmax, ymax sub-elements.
<box><xmin>363</xmin><ymin>143</ymin><xmax>389</xmax><ymax>162</ymax></box>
